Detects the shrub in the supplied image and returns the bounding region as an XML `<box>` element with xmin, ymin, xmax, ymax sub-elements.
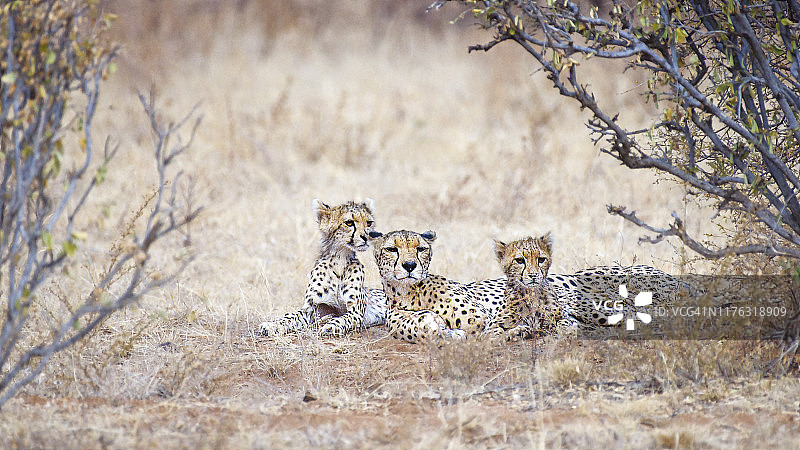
<box><xmin>0</xmin><ymin>0</ymin><xmax>200</xmax><ymax>408</ymax></box>
<box><xmin>432</xmin><ymin>0</ymin><xmax>800</xmax><ymax>262</ymax></box>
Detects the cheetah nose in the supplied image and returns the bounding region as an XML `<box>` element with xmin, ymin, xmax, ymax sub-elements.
<box><xmin>401</xmin><ymin>261</ymin><xmax>417</xmax><ymax>273</ymax></box>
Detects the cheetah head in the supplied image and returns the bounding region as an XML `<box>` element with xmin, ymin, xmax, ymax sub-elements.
<box><xmin>369</xmin><ymin>230</ymin><xmax>436</xmax><ymax>284</ymax></box>
<box><xmin>493</xmin><ymin>233</ymin><xmax>552</xmax><ymax>289</ymax></box>
<box><xmin>314</xmin><ymin>199</ymin><xmax>375</xmax><ymax>252</ymax></box>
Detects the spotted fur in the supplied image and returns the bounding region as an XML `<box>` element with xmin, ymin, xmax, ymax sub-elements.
<box><xmin>484</xmin><ymin>233</ymin><xmax>569</xmax><ymax>339</ymax></box>
<box><xmin>369</xmin><ymin>230</ymin><xmax>503</xmax><ymax>343</ymax></box>
<box><xmin>258</xmin><ymin>199</ymin><xmax>386</xmax><ymax>337</ymax></box>
<box><xmin>549</xmin><ymin>264</ymin><xmax>693</xmax><ymax>328</ymax></box>
<box><xmin>488</xmin><ymin>233</ymin><xmax>695</xmax><ymax>338</ymax></box>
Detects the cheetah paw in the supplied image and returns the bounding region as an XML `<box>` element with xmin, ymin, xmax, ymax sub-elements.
<box><xmin>442</xmin><ymin>328</ymin><xmax>466</xmax><ymax>340</ymax></box>
<box><xmin>319</xmin><ymin>322</ymin><xmax>347</xmax><ymax>337</ymax></box>
<box><xmin>507</xmin><ymin>325</ymin><xmax>531</xmax><ymax>341</ymax></box>
<box><xmin>258</xmin><ymin>321</ymin><xmax>287</xmax><ymax>337</ymax></box>
<box><xmin>481</xmin><ymin>326</ymin><xmax>505</xmax><ymax>339</ymax></box>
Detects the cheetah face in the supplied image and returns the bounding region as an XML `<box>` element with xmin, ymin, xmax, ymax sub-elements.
<box><xmin>369</xmin><ymin>230</ymin><xmax>436</xmax><ymax>284</ymax></box>
<box><xmin>314</xmin><ymin>199</ymin><xmax>375</xmax><ymax>252</ymax></box>
<box><xmin>493</xmin><ymin>233</ymin><xmax>552</xmax><ymax>288</ymax></box>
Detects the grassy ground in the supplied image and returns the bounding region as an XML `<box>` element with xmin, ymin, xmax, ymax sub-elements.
<box><xmin>2</xmin><ymin>1</ymin><xmax>799</xmax><ymax>448</ymax></box>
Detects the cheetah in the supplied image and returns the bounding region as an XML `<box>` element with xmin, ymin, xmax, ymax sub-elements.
<box><xmin>369</xmin><ymin>228</ymin><xmax>690</xmax><ymax>342</ymax></box>
<box><xmin>258</xmin><ymin>199</ymin><xmax>386</xmax><ymax>337</ymax></box>
<box><xmin>488</xmin><ymin>233</ymin><xmax>696</xmax><ymax>338</ymax></box>
<box><xmin>368</xmin><ymin>229</ymin><xmax>506</xmax><ymax>343</ymax></box>
<box><xmin>484</xmin><ymin>233</ymin><xmax>575</xmax><ymax>340</ymax></box>
<box><xmin>550</xmin><ymin>264</ymin><xmax>695</xmax><ymax>332</ymax></box>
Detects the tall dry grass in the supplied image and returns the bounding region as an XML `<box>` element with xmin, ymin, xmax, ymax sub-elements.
<box><xmin>2</xmin><ymin>1</ymin><xmax>798</xmax><ymax>448</ymax></box>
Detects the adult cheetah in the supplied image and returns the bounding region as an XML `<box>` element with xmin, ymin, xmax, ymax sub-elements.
<box><xmin>369</xmin><ymin>229</ymin><xmax>509</xmax><ymax>343</ymax></box>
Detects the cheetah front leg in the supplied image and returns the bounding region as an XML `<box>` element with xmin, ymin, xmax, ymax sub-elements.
<box><xmin>319</xmin><ymin>290</ymin><xmax>366</xmax><ymax>337</ymax></box>
<box><xmin>483</xmin><ymin>305</ymin><xmax>525</xmax><ymax>340</ymax></box>
<box><xmin>319</xmin><ymin>262</ymin><xmax>368</xmax><ymax>337</ymax></box>
<box><xmin>505</xmin><ymin>321</ymin><xmax>534</xmax><ymax>340</ymax></box>
<box><xmin>363</xmin><ymin>288</ymin><xmax>387</xmax><ymax>327</ymax></box>
<box><xmin>482</xmin><ymin>322</ymin><xmax>533</xmax><ymax>341</ymax></box>
<box><xmin>259</xmin><ymin>306</ymin><xmax>314</xmax><ymax>336</ymax></box>
<box><xmin>387</xmin><ymin>309</ymin><xmax>465</xmax><ymax>343</ymax></box>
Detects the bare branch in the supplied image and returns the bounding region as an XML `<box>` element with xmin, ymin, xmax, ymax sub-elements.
<box><xmin>437</xmin><ymin>0</ymin><xmax>800</xmax><ymax>262</ymax></box>
<box><xmin>608</xmin><ymin>205</ymin><xmax>800</xmax><ymax>259</ymax></box>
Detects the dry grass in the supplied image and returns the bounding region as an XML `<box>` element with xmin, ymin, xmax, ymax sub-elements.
<box><xmin>2</xmin><ymin>0</ymin><xmax>799</xmax><ymax>448</ymax></box>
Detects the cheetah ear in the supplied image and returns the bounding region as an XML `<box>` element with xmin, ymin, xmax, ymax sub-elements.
<box><xmin>362</xmin><ymin>198</ymin><xmax>375</xmax><ymax>214</ymax></box>
<box><xmin>538</xmin><ymin>232</ymin><xmax>553</xmax><ymax>254</ymax></box>
<box><xmin>368</xmin><ymin>230</ymin><xmax>385</xmax><ymax>248</ymax></box>
<box><xmin>492</xmin><ymin>239</ymin><xmax>507</xmax><ymax>262</ymax></box>
<box><xmin>312</xmin><ymin>199</ymin><xmax>331</xmax><ymax>223</ymax></box>
<box><xmin>420</xmin><ymin>230</ymin><xmax>436</xmax><ymax>242</ymax></box>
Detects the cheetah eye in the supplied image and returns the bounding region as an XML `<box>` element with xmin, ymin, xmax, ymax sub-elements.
<box><xmin>417</xmin><ymin>247</ymin><xmax>429</xmax><ymax>253</ymax></box>
<box><xmin>514</xmin><ymin>257</ymin><xmax>525</xmax><ymax>265</ymax></box>
<box><xmin>537</xmin><ymin>257</ymin><xmax>548</xmax><ymax>265</ymax></box>
<box><xmin>366</xmin><ymin>220</ymin><xmax>374</xmax><ymax>228</ymax></box>
<box><xmin>385</xmin><ymin>247</ymin><xmax>398</xmax><ymax>253</ymax></box>
<box><xmin>344</xmin><ymin>220</ymin><xmax>355</xmax><ymax>227</ymax></box>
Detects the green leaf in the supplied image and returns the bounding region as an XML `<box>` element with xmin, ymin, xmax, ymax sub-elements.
<box><xmin>45</xmin><ymin>51</ymin><xmax>56</xmax><ymax>65</ymax></box>
<box><xmin>1</xmin><ymin>72</ymin><xmax>17</xmax><ymax>84</ymax></box>
<box><xmin>42</xmin><ymin>231</ymin><xmax>53</xmax><ymax>250</ymax></box>
<box><xmin>43</xmin><ymin>149</ymin><xmax>62</xmax><ymax>177</ymax></box>
<box><xmin>71</xmin><ymin>231</ymin><xmax>88</xmax><ymax>241</ymax></box>
<box><xmin>62</xmin><ymin>240</ymin><xmax>77</xmax><ymax>257</ymax></box>
<box><xmin>95</xmin><ymin>163</ymin><xmax>107</xmax><ymax>183</ymax></box>
<box><xmin>675</xmin><ymin>28</ymin><xmax>687</xmax><ymax>44</ymax></box>
<box><xmin>104</xmin><ymin>13</ymin><xmax>118</xmax><ymax>27</ymax></box>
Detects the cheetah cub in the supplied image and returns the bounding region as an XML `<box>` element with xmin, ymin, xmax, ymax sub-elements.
<box><xmin>486</xmin><ymin>233</ymin><xmax>576</xmax><ymax>340</ymax></box>
<box><xmin>258</xmin><ymin>199</ymin><xmax>386</xmax><ymax>337</ymax></box>
<box><xmin>490</xmin><ymin>234</ymin><xmax>696</xmax><ymax>338</ymax></box>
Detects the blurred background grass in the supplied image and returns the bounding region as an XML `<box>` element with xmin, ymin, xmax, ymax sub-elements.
<box><xmin>91</xmin><ymin>0</ymin><xmax>715</xmax><ymax>321</ymax></box>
